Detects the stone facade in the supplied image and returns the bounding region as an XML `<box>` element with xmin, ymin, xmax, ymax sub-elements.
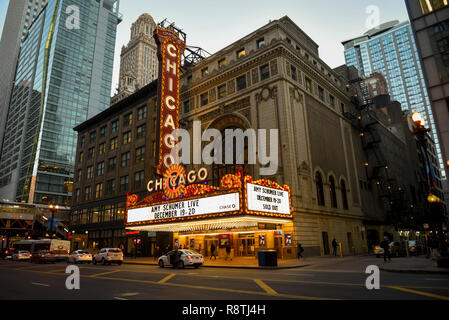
<box><xmin>112</xmin><ymin>13</ymin><xmax>158</xmax><ymax>105</ymax></box>
<box><xmin>178</xmin><ymin>16</ymin><xmax>371</xmax><ymax>256</ymax></box>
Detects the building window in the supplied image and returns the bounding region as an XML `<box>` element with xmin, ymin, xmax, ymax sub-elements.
<box><xmin>315</xmin><ymin>172</ymin><xmax>325</xmax><ymax>206</ymax></box>
<box><xmin>108</xmin><ymin>157</ymin><xmax>116</xmax><ymax>171</ymax></box>
<box><xmin>85</xmin><ymin>186</ymin><xmax>92</xmax><ymax>201</ymax></box>
<box><xmin>318</xmin><ymin>86</ymin><xmax>325</xmax><ymax>101</ymax></box>
<box><xmin>257</xmin><ymin>38</ymin><xmax>265</xmax><ymax>49</ymax></box>
<box><xmin>183</xmin><ymin>100</ymin><xmax>190</xmax><ymax>113</ymax></box>
<box><xmin>110</xmin><ymin>137</ymin><xmax>118</xmax><ymax>150</ymax></box>
<box><xmin>80</xmin><ymin>136</ymin><xmax>85</xmax><ymax>147</ymax></box>
<box><xmin>329</xmin><ymin>176</ymin><xmax>338</xmax><ymax>208</ymax></box>
<box><xmin>123</xmin><ymin>113</ymin><xmax>133</xmax><ymax>127</ymax></box>
<box><xmin>237</xmin><ymin>75</ymin><xmax>247</xmax><ymax>91</ymax></box>
<box><xmin>136</xmin><ymin>146</ymin><xmax>145</xmax><ymax>163</ymax></box>
<box><xmin>218</xmin><ymin>58</ymin><xmax>226</xmax><ymax>69</ymax></box>
<box><xmin>98</xmin><ymin>143</ymin><xmax>106</xmax><ymax>155</ymax></box>
<box><xmin>341</xmin><ymin>179</ymin><xmax>349</xmax><ymax>210</ymax></box>
<box><xmin>341</xmin><ymin>103</ymin><xmax>345</xmax><ymax>115</ymax></box>
<box><xmin>135</xmin><ymin>171</ymin><xmax>145</xmax><ymax>189</ymax></box>
<box><xmin>260</xmin><ymin>64</ymin><xmax>270</xmax><ymax>81</ymax></box>
<box><xmin>106</xmin><ymin>179</ymin><xmax>115</xmax><ymax>195</ymax></box>
<box><xmin>200</xmin><ymin>92</ymin><xmax>208</xmax><ymax>106</ymax></box>
<box><xmin>88</xmin><ymin>147</ymin><xmax>94</xmax><ymax>159</ymax></box>
<box><xmin>89</xmin><ymin>131</ymin><xmax>96</xmax><ymax>143</ymax></box>
<box><xmin>201</xmin><ymin>67</ymin><xmax>209</xmax><ymax>78</ymax></box>
<box><xmin>305</xmin><ymin>77</ymin><xmax>313</xmax><ymax>93</ymax></box>
<box><xmin>95</xmin><ymin>183</ymin><xmax>103</xmax><ymax>199</ymax></box>
<box><xmin>419</xmin><ymin>0</ymin><xmax>449</xmax><ymax>14</ymax></box>
<box><xmin>111</xmin><ymin>120</ymin><xmax>119</xmax><ymax>133</ymax></box>
<box><xmin>136</xmin><ymin>124</ymin><xmax>146</xmax><ymax>139</ymax></box>
<box><xmin>79</xmin><ymin>152</ymin><xmax>84</xmax><ymax>163</ymax></box>
<box><xmin>100</xmin><ymin>126</ymin><xmax>106</xmax><ymax>138</ymax></box>
<box><xmin>217</xmin><ymin>85</ymin><xmax>226</xmax><ymax>99</ymax></box>
<box><xmin>121</xmin><ymin>152</ymin><xmax>130</xmax><ymax>167</ymax></box>
<box><xmin>236</xmin><ymin>49</ymin><xmax>245</xmax><ymax>59</ymax></box>
<box><xmin>87</xmin><ymin>166</ymin><xmax>93</xmax><ymax>179</ymax></box>
<box><xmin>97</xmin><ymin>162</ymin><xmax>104</xmax><ymax>176</ymax></box>
<box><xmin>120</xmin><ymin>176</ymin><xmax>129</xmax><ymax>192</ymax></box>
<box><xmin>137</xmin><ymin>106</ymin><xmax>147</xmax><ymax>120</ymax></box>
<box><xmin>123</xmin><ymin>131</ymin><xmax>132</xmax><ymax>145</ymax></box>
<box><xmin>75</xmin><ymin>188</ymin><xmax>80</xmax><ymax>202</ymax></box>
<box><xmin>329</xmin><ymin>95</ymin><xmax>335</xmax><ymax>108</ymax></box>
<box><xmin>77</xmin><ymin>169</ymin><xmax>82</xmax><ymax>182</ymax></box>
<box><xmin>291</xmin><ymin>65</ymin><xmax>297</xmax><ymax>81</ymax></box>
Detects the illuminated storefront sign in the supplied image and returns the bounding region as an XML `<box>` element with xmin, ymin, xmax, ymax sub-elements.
<box><xmin>154</xmin><ymin>26</ymin><xmax>186</xmax><ymax>175</ymax></box>
<box><xmin>246</xmin><ymin>183</ymin><xmax>290</xmax><ymax>214</ymax></box>
<box><xmin>127</xmin><ymin>192</ymin><xmax>240</xmax><ymax>223</ymax></box>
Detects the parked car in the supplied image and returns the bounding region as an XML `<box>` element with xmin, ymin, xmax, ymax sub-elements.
<box><xmin>389</xmin><ymin>241</ymin><xmax>407</xmax><ymax>257</ymax></box>
<box><xmin>93</xmin><ymin>248</ymin><xmax>123</xmax><ymax>265</ymax></box>
<box><xmin>52</xmin><ymin>249</ymin><xmax>70</xmax><ymax>261</ymax></box>
<box><xmin>30</xmin><ymin>250</ymin><xmax>56</xmax><ymax>264</ymax></box>
<box><xmin>12</xmin><ymin>250</ymin><xmax>31</xmax><ymax>261</ymax></box>
<box><xmin>1</xmin><ymin>248</ymin><xmax>14</xmax><ymax>260</ymax></box>
<box><xmin>67</xmin><ymin>250</ymin><xmax>92</xmax><ymax>264</ymax></box>
<box><xmin>158</xmin><ymin>249</ymin><xmax>204</xmax><ymax>268</ymax></box>
<box><xmin>373</xmin><ymin>245</ymin><xmax>384</xmax><ymax>258</ymax></box>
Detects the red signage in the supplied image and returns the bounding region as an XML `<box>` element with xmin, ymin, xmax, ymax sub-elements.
<box><xmin>154</xmin><ymin>27</ymin><xmax>186</xmax><ymax>176</ymax></box>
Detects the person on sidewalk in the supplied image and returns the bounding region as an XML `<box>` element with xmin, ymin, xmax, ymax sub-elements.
<box><xmin>332</xmin><ymin>238</ymin><xmax>338</xmax><ymax>256</ymax></box>
<box><xmin>225</xmin><ymin>243</ymin><xmax>232</xmax><ymax>261</ymax></box>
<box><xmin>297</xmin><ymin>243</ymin><xmax>304</xmax><ymax>259</ymax></box>
<box><xmin>153</xmin><ymin>246</ymin><xmax>160</xmax><ymax>261</ymax></box>
<box><xmin>210</xmin><ymin>243</ymin><xmax>216</xmax><ymax>260</ymax></box>
<box><xmin>380</xmin><ymin>236</ymin><xmax>391</xmax><ymax>262</ymax></box>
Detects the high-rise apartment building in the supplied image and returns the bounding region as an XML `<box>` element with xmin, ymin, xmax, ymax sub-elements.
<box><xmin>342</xmin><ymin>20</ymin><xmax>446</xmax><ymax>181</ymax></box>
<box><xmin>0</xmin><ymin>0</ymin><xmax>48</xmax><ymax>163</ymax></box>
<box><xmin>405</xmin><ymin>0</ymin><xmax>449</xmax><ymax>191</ymax></box>
<box><xmin>0</xmin><ymin>0</ymin><xmax>122</xmax><ymax>206</ymax></box>
<box><xmin>111</xmin><ymin>13</ymin><xmax>158</xmax><ymax>104</ymax></box>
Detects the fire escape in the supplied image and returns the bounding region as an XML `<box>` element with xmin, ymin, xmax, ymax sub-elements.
<box><xmin>343</xmin><ymin>78</ymin><xmax>413</xmax><ymax>228</ymax></box>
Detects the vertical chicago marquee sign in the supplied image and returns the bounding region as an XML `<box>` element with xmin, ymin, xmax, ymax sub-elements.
<box><xmin>154</xmin><ymin>25</ymin><xmax>186</xmax><ymax>176</ymax></box>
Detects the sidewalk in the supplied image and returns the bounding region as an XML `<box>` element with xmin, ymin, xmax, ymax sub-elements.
<box><xmin>123</xmin><ymin>255</ymin><xmax>362</xmax><ymax>269</ymax></box>
<box><xmin>379</xmin><ymin>256</ymin><xmax>449</xmax><ymax>274</ymax></box>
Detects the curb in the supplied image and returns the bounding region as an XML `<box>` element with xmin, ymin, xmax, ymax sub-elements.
<box><xmin>123</xmin><ymin>261</ymin><xmax>311</xmax><ymax>270</ymax></box>
<box><xmin>379</xmin><ymin>267</ymin><xmax>449</xmax><ymax>275</ymax></box>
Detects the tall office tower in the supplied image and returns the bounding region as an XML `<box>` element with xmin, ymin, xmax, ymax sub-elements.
<box><xmin>342</xmin><ymin>20</ymin><xmax>446</xmax><ymax>181</ymax></box>
<box><xmin>405</xmin><ymin>0</ymin><xmax>449</xmax><ymax>190</ymax></box>
<box><xmin>111</xmin><ymin>13</ymin><xmax>158</xmax><ymax>104</ymax></box>
<box><xmin>0</xmin><ymin>0</ymin><xmax>122</xmax><ymax>206</ymax></box>
<box><xmin>0</xmin><ymin>0</ymin><xmax>48</xmax><ymax>166</ymax></box>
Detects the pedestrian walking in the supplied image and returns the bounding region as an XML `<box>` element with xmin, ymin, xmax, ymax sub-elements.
<box><xmin>380</xmin><ymin>236</ymin><xmax>391</xmax><ymax>262</ymax></box>
<box><xmin>225</xmin><ymin>243</ymin><xmax>232</xmax><ymax>261</ymax></box>
<box><xmin>332</xmin><ymin>238</ymin><xmax>338</xmax><ymax>256</ymax></box>
<box><xmin>154</xmin><ymin>246</ymin><xmax>160</xmax><ymax>261</ymax></box>
<box><xmin>210</xmin><ymin>243</ymin><xmax>216</xmax><ymax>260</ymax></box>
<box><xmin>297</xmin><ymin>243</ymin><xmax>304</xmax><ymax>259</ymax></box>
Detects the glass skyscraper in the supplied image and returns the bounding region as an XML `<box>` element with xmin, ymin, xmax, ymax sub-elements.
<box><xmin>0</xmin><ymin>0</ymin><xmax>121</xmax><ymax>206</ymax></box>
<box><xmin>343</xmin><ymin>20</ymin><xmax>445</xmax><ymax>180</ymax></box>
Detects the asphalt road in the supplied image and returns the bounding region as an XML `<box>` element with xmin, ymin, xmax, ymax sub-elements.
<box><xmin>0</xmin><ymin>257</ymin><xmax>448</xmax><ymax>300</ymax></box>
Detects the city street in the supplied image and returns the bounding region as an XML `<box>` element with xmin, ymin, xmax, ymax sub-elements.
<box><xmin>1</xmin><ymin>257</ymin><xmax>448</xmax><ymax>300</ymax></box>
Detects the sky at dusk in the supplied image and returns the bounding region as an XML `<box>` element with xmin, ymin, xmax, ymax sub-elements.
<box><xmin>0</xmin><ymin>0</ymin><xmax>410</xmax><ymax>96</ymax></box>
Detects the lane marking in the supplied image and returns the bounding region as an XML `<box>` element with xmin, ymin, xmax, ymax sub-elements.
<box><xmin>113</xmin><ymin>297</ymin><xmax>128</xmax><ymax>300</ymax></box>
<box><xmin>91</xmin><ymin>270</ymin><xmax>122</xmax><ymax>277</ymax></box>
<box><xmin>254</xmin><ymin>279</ymin><xmax>278</xmax><ymax>295</ymax></box>
<box><xmin>388</xmin><ymin>286</ymin><xmax>449</xmax><ymax>300</ymax></box>
<box><xmin>31</xmin><ymin>282</ymin><xmax>50</xmax><ymax>287</ymax></box>
<box><xmin>119</xmin><ymin>292</ymin><xmax>140</xmax><ymax>297</ymax></box>
<box><xmin>98</xmin><ymin>275</ymin><xmax>337</xmax><ymax>300</ymax></box>
<box><xmin>158</xmin><ymin>273</ymin><xmax>176</xmax><ymax>284</ymax></box>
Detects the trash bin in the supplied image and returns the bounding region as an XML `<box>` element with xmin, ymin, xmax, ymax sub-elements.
<box><xmin>258</xmin><ymin>250</ymin><xmax>278</xmax><ymax>267</ymax></box>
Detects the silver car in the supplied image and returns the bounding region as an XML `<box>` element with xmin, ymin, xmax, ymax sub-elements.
<box><xmin>158</xmin><ymin>249</ymin><xmax>204</xmax><ymax>269</ymax></box>
<box><xmin>13</xmin><ymin>250</ymin><xmax>31</xmax><ymax>261</ymax></box>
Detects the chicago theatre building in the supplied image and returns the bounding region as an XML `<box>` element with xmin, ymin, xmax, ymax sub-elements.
<box><xmin>71</xmin><ymin>16</ymin><xmax>380</xmax><ymax>258</ymax></box>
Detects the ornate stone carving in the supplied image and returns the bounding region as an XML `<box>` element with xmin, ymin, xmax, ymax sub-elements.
<box><xmin>252</xmin><ymin>68</ymin><xmax>259</xmax><ymax>85</ymax></box>
<box><xmin>225</xmin><ymin>96</ymin><xmax>251</xmax><ymax>113</ymax></box>
<box><xmin>227</xmin><ymin>79</ymin><xmax>236</xmax><ymax>95</ymax></box>
<box><xmin>209</xmin><ymin>88</ymin><xmax>217</xmax><ymax>103</ymax></box>
<box><xmin>270</xmin><ymin>59</ymin><xmax>278</xmax><ymax>76</ymax></box>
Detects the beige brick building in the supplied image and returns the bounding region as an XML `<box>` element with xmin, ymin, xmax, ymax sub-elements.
<box><xmin>112</xmin><ymin>13</ymin><xmax>158</xmax><ymax>104</ymax></box>
<box><xmin>178</xmin><ymin>16</ymin><xmax>372</xmax><ymax>256</ymax></box>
